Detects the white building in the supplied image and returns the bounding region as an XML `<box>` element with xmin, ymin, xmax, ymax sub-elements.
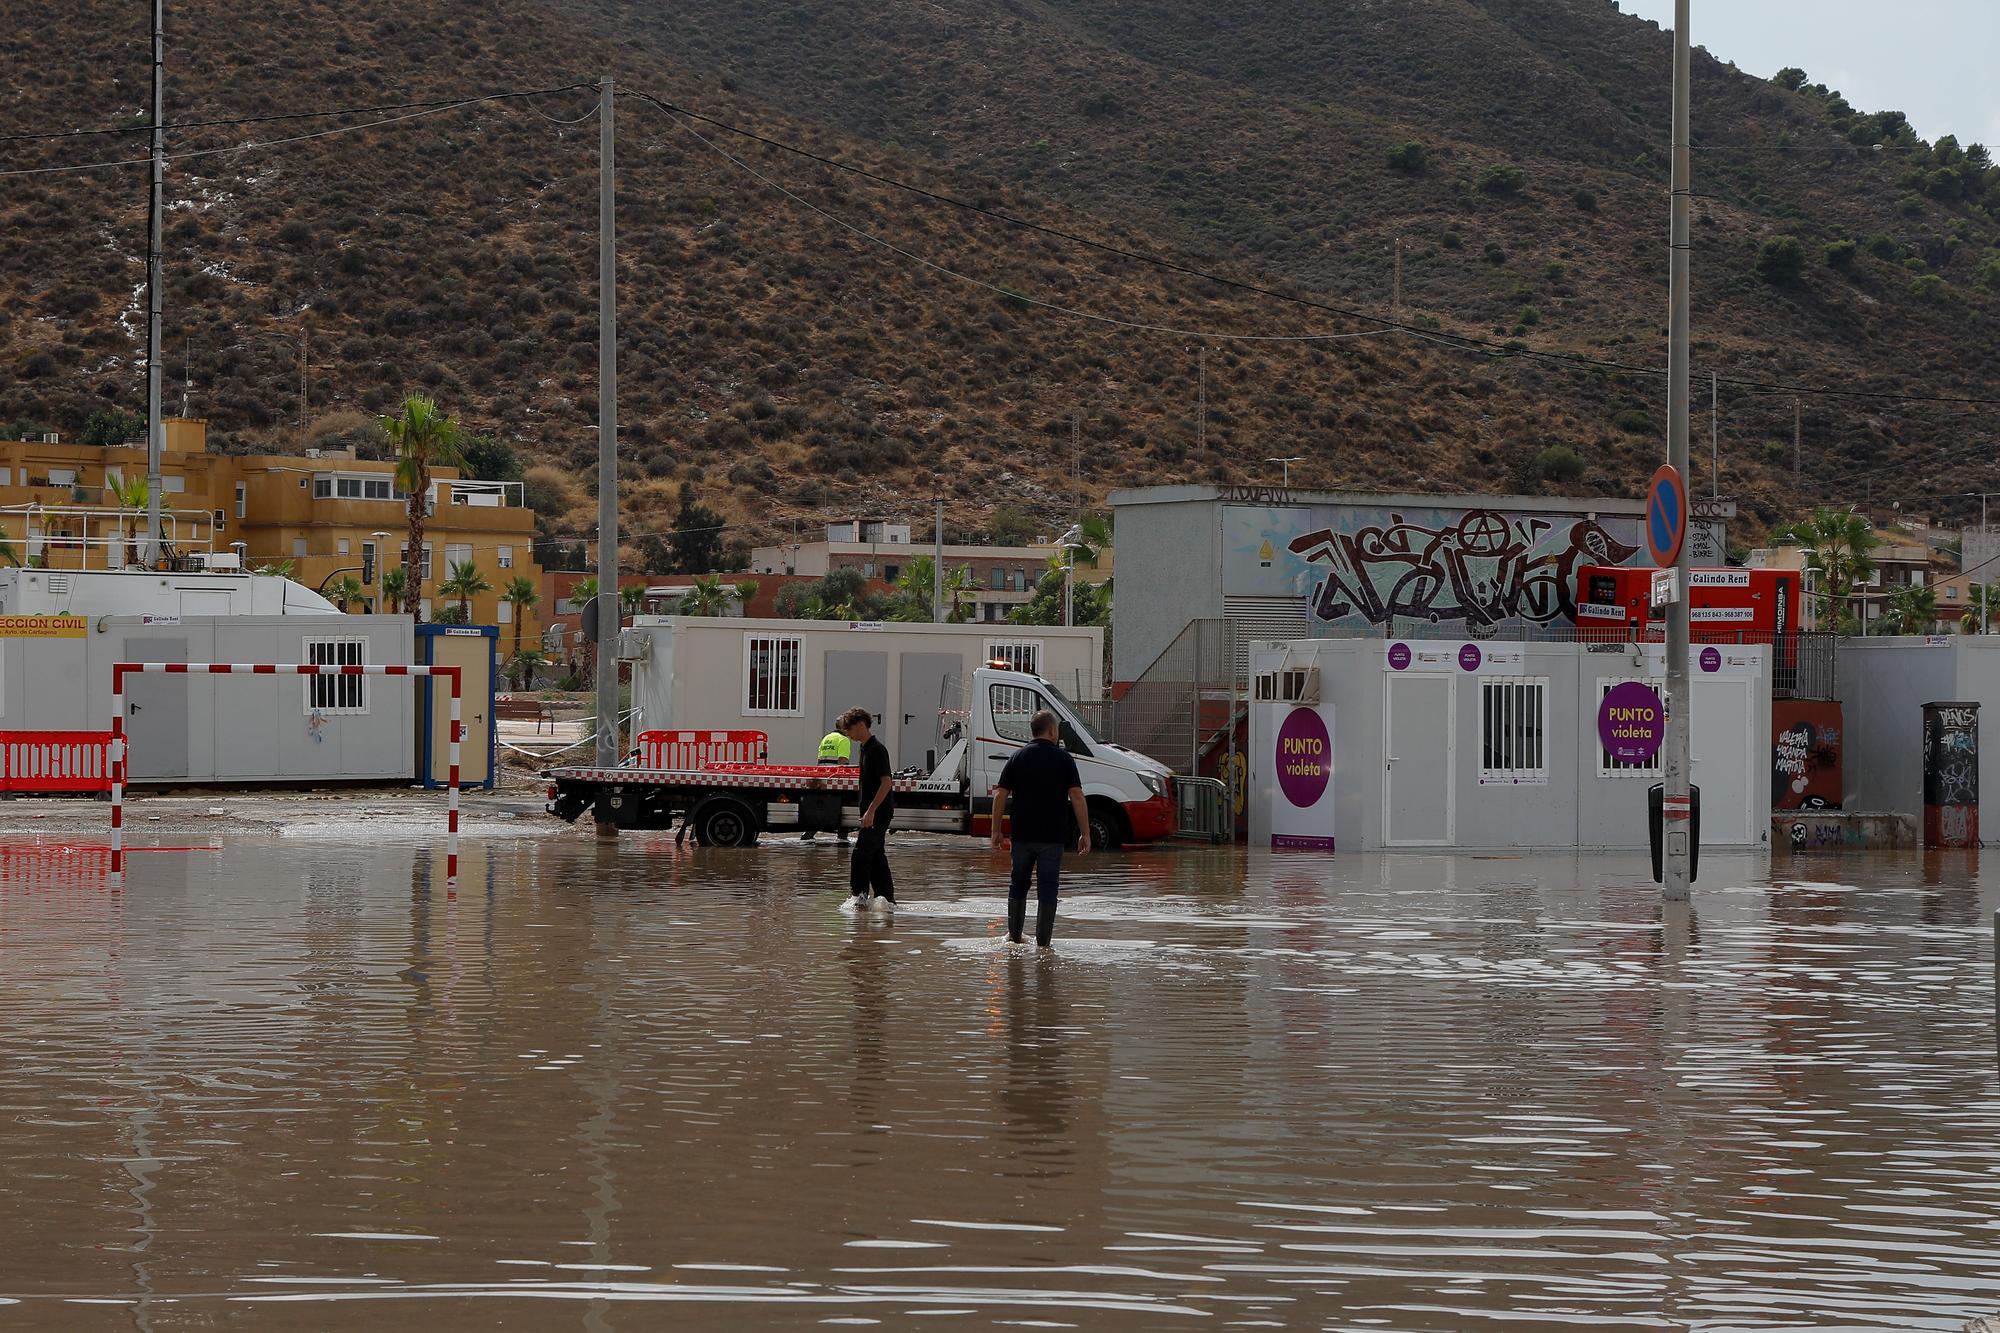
<box><xmin>1246</xmin><ymin>637</ymin><xmax>1771</xmax><ymax>852</ymax></box>
<box><xmin>623</xmin><ymin>616</ymin><xmax>1104</xmax><ymax>769</ymax></box>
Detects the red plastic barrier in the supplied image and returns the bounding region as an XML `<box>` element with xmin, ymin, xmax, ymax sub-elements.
<box><xmin>633</xmin><ymin>729</ymin><xmax>769</xmax><ymax>770</ymax></box>
<box><xmin>699</xmin><ymin>763</ymin><xmax>857</xmax><ymax>780</ymax></box>
<box><xmin>0</xmin><ymin>732</ymin><xmax>114</xmax><ymax>794</ymax></box>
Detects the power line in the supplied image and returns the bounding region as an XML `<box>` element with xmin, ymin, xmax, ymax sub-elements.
<box><xmin>0</xmin><ymin>83</ymin><xmax>595</xmax><ymax>178</ymax></box>
<box><xmin>0</xmin><ymin>86</ymin><xmax>596</xmax><ymax>147</ymax></box>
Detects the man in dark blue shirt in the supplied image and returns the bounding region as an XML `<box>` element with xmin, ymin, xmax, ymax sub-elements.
<box><xmin>990</xmin><ymin>710</ymin><xmax>1089</xmax><ymax>948</ymax></box>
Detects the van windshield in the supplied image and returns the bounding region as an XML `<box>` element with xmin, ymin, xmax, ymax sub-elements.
<box><xmin>1041</xmin><ymin>681</ymin><xmax>1106</xmax><ymax>749</ymax></box>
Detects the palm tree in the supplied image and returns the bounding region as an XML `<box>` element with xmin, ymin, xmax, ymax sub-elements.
<box><xmin>734</xmin><ymin>578</ymin><xmax>759</xmax><ymax>609</ymax></box>
<box><xmin>507</xmin><ymin>648</ymin><xmax>545</xmax><ymax>692</ymax></box>
<box><xmin>620</xmin><ymin>583</ymin><xmax>646</xmax><ymax>620</ymax></box>
<box><xmin>111</xmin><ymin>474</ymin><xmax>149</xmax><ymax>568</ymax></box>
<box><xmin>893</xmin><ymin>556</ymin><xmax>938</xmax><ymax>621</ymax></box>
<box><xmin>943</xmin><ymin>564</ymin><xmax>974</xmax><ymax>623</ymax></box>
<box><xmin>0</xmin><ymin>533</ymin><xmax>18</xmax><ymax>568</ymax></box>
<box><xmin>569</xmin><ymin>575</ymin><xmax>599</xmax><ymax>607</ymax></box>
<box><xmin>678</xmin><ymin>574</ymin><xmax>733</xmax><ymax>616</ymax></box>
<box><xmin>328</xmin><ymin>575</ymin><xmax>366</xmax><ymax>612</ymax></box>
<box><xmin>440</xmin><ymin>559</ymin><xmax>491</xmax><ymax>621</ymax></box>
<box><xmin>503</xmin><ymin>574</ymin><xmax>539</xmax><ymax>661</ymax></box>
<box><xmin>382</xmin><ymin>396</ymin><xmax>465</xmax><ymax>616</ymax></box>
<box><xmin>380</xmin><ymin>566</ymin><xmax>409</xmax><ymax>615</ymax></box>
<box><xmin>1776</xmin><ymin>508</ymin><xmax>1877</xmax><ymax>631</ymax></box>
<box><xmin>1881</xmin><ymin>583</ymin><xmax>1940</xmax><ymax>635</ymax></box>
<box><xmin>254</xmin><ymin>558</ymin><xmax>297</xmax><ymax>578</ymax></box>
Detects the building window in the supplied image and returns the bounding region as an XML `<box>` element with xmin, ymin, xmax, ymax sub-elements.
<box><xmin>990</xmin><ymin>568</ymin><xmax>1005</xmax><ymax>590</ymax></box>
<box><xmin>292</xmin><ymin>537</ymin><xmax>307</xmax><ymax>559</ymax></box>
<box><xmin>496</xmin><ymin>600</ymin><xmax>512</xmax><ymax>624</ymax></box>
<box><xmin>444</xmin><ymin>543</ymin><xmax>472</xmax><ymax>572</ymax></box>
<box><xmin>985</xmin><ymin>639</ymin><xmax>1043</xmax><ymax>676</ymax></box>
<box><xmin>48</xmin><ymin>468</ymin><xmax>76</xmax><ymax>487</ymax></box>
<box><xmin>1597</xmin><ymin>678</ymin><xmax>1665</xmax><ymax>778</ymax></box>
<box><xmin>161</xmin><ymin>475</ymin><xmax>185</xmax><ymax>494</ymax></box>
<box><xmin>305</xmin><ymin>637</ymin><xmax>368</xmax><ymax>714</ymax></box>
<box><xmin>235</xmin><ymin>481</ymin><xmax>246</xmax><ymax>518</ymax></box>
<box><xmin>419</xmin><ymin>598</ymin><xmax>431</xmax><ymax>621</ymax></box>
<box><xmin>420</xmin><ymin>544</ymin><xmax>433</xmax><ymax>581</ymax></box>
<box><xmin>744</xmin><ymin>634</ymin><xmax>803</xmax><ymax>715</ymax></box>
<box><xmin>497</xmin><ymin>545</ymin><xmax>514</xmax><ymax>570</ymax></box>
<box><xmin>884</xmin><ymin>564</ymin><xmax>899</xmax><ymax>583</ymax></box>
<box><xmin>1478</xmin><ymin>678</ymin><xmax>1549</xmax><ymax>786</ymax></box>
<box><xmin>337</xmin><ymin>538</ymin><xmax>350</xmax><ymax>556</ymax></box>
<box><xmin>1012</xmin><ymin>568</ymin><xmax>1026</xmax><ymax>592</ymax></box>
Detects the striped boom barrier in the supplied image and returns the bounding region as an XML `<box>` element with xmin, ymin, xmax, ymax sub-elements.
<box><xmin>110</xmin><ymin>663</ymin><xmax>463</xmax><ymax>884</ymax></box>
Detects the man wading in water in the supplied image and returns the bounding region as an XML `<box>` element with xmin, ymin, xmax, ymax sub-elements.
<box><xmin>990</xmin><ymin>709</ymin><xmax>1090</xmax><ymax>948</ymax></box>
<box><xmin>843</xmin><ymin>707</ymin><xmax>896</xmax><ymax>910</ymax></box>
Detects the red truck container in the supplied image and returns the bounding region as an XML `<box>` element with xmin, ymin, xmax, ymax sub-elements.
<box><xmin>1574</xmin><ymin>565</ymin><xmax>1801</xmax><ymax>639</ymax></box>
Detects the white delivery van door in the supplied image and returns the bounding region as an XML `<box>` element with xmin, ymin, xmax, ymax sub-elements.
<box><xmin>1384</xmin><ymin>673</ymin><xmax>1454</xmax><ymax>846</ymax></box>
<box><xmin>1691</xmin><ymin>676</ymin><xmax>1754</xmax><ymax>845</ymax></box>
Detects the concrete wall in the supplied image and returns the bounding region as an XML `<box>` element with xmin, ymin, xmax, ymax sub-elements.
<box><xmin>1248</xmin><ymin>638</ymin><xmax>1770</xmax><ymax>852</ymax></box>
<box><xmin>0</xmin><ymin>615</ymin><xmax>416</xmax><ymax>783</ymax></box>
<box><xmin>1837</xmin><ymin>636</ymin><xmax>2000</xmax><ymax>818</ymax></box>
<box><xmin>1107</xmin><ymin>489</ymin><xmax>1222</xmax><ymax>684</ymax></box>
<box><xmin>629</xmin><ymin>617</ymin><xmax>1105</xmax><ymax>768</ymax></box>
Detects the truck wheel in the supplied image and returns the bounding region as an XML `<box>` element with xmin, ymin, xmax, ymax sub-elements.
<box><xmin>1088</xmin><ymin>801</ymin><xmax>1126</xmax><ymax>852</ymax></box>
<box><xmin>694</xmin><ymin>798</ymin><xmax>759</xmax><ymax>848</ymax></box>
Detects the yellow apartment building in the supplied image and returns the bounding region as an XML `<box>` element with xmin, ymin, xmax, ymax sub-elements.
<box><xmin>0</xmin><ymin>418</ymin><xmax>543</xmax><ymax>642</ymax></box>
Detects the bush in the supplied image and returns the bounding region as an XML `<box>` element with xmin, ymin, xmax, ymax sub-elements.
<box><xmin>1774</xmin><ymin>67</ymin><xmax>1808</xmax><ymax>91</ymax></box>
<box><xmin>79</xmin><ymin>408</ymin><xmax>145</xmax><ymax>445</ymax></box>
<box><xmin>1978</xmin><ymin>254</ymin><xmax>2000</xmax><ymax>291</ymax></box>
<box><xmin>1612</xmin><ymin>409</ymin><xmax>1654</xmax><ymax>434</ymax></box>
<box><xmin>1531</xmin><ymin>445</ymin><xmax>1585</xmax><ymax>483</ymax></box>
<box><xmin>1386</xmin><ymin>140</ymin><xmax>1426</xmax><ymax>173</ymax></box>
<box><xmin>1079</xmin><ymin>92</ymin><xmax>1122</xmax><ymax>119</ymax></box>
<box><xmin>1754</xmin><ymin>235</ymin><xmax>1806</xmax><ymax>285</ymax></box>
<box><xmin>1867</xmin><ymin>234</ymin><xmax>1899</xmax><ymax>260</ymax></box>
<box><xmin>1477</xmin><ymin>164</ymin><xmax>1526</xmax><ymax>195</ymax></box>
<box><xmin>1910</xmin><ymin>273</ymin><xmax>1948</xmax><ymax>300</ymax></box>
<box><xmin>1572</xmin><ymin>189</ymin><xmax>1598</xmax><ymax>212</ymax></box>
<box><xmin>1441</xmin><ymin>229</ymin><xmax>1462</xmax><ymax>250</ymax></box>
<box><xmin>1516</xmin><ymin>305</ymin><xmax>1541</xmax><ymax>326</ymax></box>
<box><xmin>1483</xmin><ymin>241</ymin><xmax>1506</xmax><ymax>265</ymax></box>
<box><xmin>1824</xmin><ymin>238</ymin><xmax>1858</xmax><ymax>270</ymax></box>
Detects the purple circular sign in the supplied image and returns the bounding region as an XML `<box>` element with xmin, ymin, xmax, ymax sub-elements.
<box><xmin>1457</xmin><ymin>643</ymin><xmax>1483</xmax><ymax>672</ymax></box>
<box><xmin>1387</xmin><ymin>642</ymin><xmax>1412</xmax><ymax>671</ymax></box>
<box><xmin>1275</xmin><ymin>707</ymin><xmax>1331</xmax><ymax>809</ymax></box>
<box><xmin>1699</xmin><ymin>645</ymin><xmax>1722</xmax><ymax>673</ymax></box>
<box><xmin>1599</xmin><ymin>681</ymin><xmax>1666</xmax><ymax>765</ymax></box>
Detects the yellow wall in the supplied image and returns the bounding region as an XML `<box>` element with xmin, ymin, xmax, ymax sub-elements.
<box><xmin>0</xmin><ymin>419</ymin><xmax>544</xmax><ymax>647</ymax></box>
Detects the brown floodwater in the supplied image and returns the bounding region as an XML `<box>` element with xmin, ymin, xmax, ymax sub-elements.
<box><xmin>3</xmin><ymin>830</ymin><xmax>1999</xmax><ymax>1331</ymax></box>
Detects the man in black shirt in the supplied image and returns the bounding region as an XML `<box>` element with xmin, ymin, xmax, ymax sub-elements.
<box><xmin>990</xmin><ymin>709</ymin><xmax>1090</xmax><ymax>948</ymax></box>
<box><xmin>842</xmin><ymin>706</ymin><xmax>896</xmax><ymax>908</ymax></box>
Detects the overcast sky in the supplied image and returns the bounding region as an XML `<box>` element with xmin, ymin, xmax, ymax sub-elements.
<box><xmin>1613</xmin><ymin>2</ymin><xmax>2000</xmax><ymax>148</ymax></box>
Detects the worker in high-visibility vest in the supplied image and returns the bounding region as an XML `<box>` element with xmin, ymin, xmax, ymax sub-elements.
<box><xmin>803</xmin><ymin>728</ymin><xmax>853</xmax><ymax>842</ymax></box>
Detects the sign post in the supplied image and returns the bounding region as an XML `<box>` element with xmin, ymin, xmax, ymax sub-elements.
<box><xmin>1658</xmin><ymin>0</ymin><xmax>1696</xmax><ymax>900</ymax></box>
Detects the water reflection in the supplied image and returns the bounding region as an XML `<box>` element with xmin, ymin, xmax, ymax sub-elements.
<box><xmin>0</xmin><ymin>835</ymin><xmax>1996</xmax><ymax>1329</ymax></box>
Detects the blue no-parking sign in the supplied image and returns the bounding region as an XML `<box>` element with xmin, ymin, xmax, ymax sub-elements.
<box><xmin>1647</xmin><ymin>464</ymin><xmax>1686</xmax><ymax>568</ymax></box>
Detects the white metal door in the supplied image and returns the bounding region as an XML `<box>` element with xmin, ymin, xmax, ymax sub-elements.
<box><xmin>124</xmin><ymin>636</ymin><xmax>189</xmax><ymax>781</ymax></box>
<box><xmin>1691</xmin><ymin>677</ymin><xmax>1753</xmax><ymax>845</ymax></box>
<box><xmin>1384</xmin><ymin>673</ymin><xmax>1454</xmax><ymax>846</ymax></box>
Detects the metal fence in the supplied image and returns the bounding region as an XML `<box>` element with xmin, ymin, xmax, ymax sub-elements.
<box><xmin>1173</xmin><ymin>775</ymin><xmax>1231</xmax><ymax>844</ymax></box>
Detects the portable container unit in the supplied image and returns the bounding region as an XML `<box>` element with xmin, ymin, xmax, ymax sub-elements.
<box><xmin>0</xmin><ymin>614</ymin><xmax>417</xmax><ymax>784</ymax></box>
<box><xmin>1245</xmin><ymin>636</ymin><xmax>1771</xmax><ymax>852</ymax></box>
<box><xmin>415</xmin><ymin>623</ymin><xmax>499</xmax><ymax>790</ymax></box>
<box><xmin>622</xmin><ymin>616</ymin><xmax>1105</xmax><ymax>770</ymax></box>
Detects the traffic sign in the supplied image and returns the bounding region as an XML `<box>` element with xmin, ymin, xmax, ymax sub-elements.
<box><xmin>1647</xmin><ymin>464</ymin><xmax>1687</xmax><ymax>568</ymax></box>
<box><xmin>1650</xmin><ymin>567</ymin><xmax>1680</xmax><ymax>608</ymax></box>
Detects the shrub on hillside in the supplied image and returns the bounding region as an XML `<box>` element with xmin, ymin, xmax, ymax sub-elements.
<box><xmin>1477</xmin><ymin>165</ymin><xmax>1526</xmax><ymax>195</ymax></box>
<box><xmin>1867</xmin><ymin>234</ymin><xmax>1899</xmax><ymax>260</ymax></box>
<box><xmin>1386</xmin><ymin>140</ymin><xmax>1426</xmax><ymax>173</ymax></box>
<box><xmin>1978</xmin><ymin>254</ymin><xmax>2000</xmax><ymax>291</ymax></box>
<box><xmin>1572</xmin><ymin>189</ymin><xmax>1597</xmax><ymax>212</ymax></box>
<box><xmin>1754</xmin><ymin>235</ymin><xmax>1807</xmax><ymax>285</ymax></box>
<box><xmin>1910</xmin><ymin>273</ymin><xmax>1948</xmax><ymax>300</ymax></box>
<box><xmin>1483</xmin><ymin>242</ymin><xmax>1506</xmax><ymax>265</ymax></box>
<box><xmin>1530</xmin><ymin>445</ymin><xmax>1585</xmax><ymax>483</ymax></box>
<box><xmin>1824</xmin><ymin>238</ymin><xmax>1858</xmax><ymax>270</ymax></box>
<box><xmin>1612</xmin><ymin>409</ymin><xmax>1654</xmax><ymax>434</ymax></box>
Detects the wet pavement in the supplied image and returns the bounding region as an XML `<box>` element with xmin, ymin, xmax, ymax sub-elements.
<box><xmin>3</xmin><ymin>824</ymin><xmax>1999</xmax><ymax>1330</ymax></box>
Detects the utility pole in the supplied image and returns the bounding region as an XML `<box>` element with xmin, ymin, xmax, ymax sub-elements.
<box><xmin>143</xmin><ymin>0</ymin><xmax>165</xmax><ymax>565</ymax></box>
<box><xmin>1070</xmin><ymin>409</ymin><xmax>1081</xmax><ymax>628</ymax></box>
<box><xmin>299</xmin><ymin>320</ymin><xmax>310</xmax><ymax>450</ymax></box>
<box><xmin>1393</xmin><ymin>235</ymin><xmax>1403</xmax><ymax>316</ymax></box>
<box><xmin>593</xmin><ymin>74</ymin><xmax>621</xmax><ymax>797</ymax></box>
<box><xmin>1800</xmin><ymin>396</ymin><xmax>1816</xmax><ymax>480</ymax></box>
<box><xmin>1197</xmin><ymin>345</ymin><xmax>1207</xmax><ymax>457</ymax></box>
<box><xmin>932</xmin><ymin>488</ymin><xmax>944</xmax><ymax>622</ymax></box>
<box><xmin>1709</xmin><ymin>371</ymin><xmax>1719</xmax><ymax>499</ymax></box>
<box><xmin>1662</xmin><ymin>0</ymin><xmax>1694</xmax><ymax>902</ymax></box>
<box><xmin>1984</xmin><ymin>492</ymin><xmax>1990</xmax><ymax>635</ymax></box>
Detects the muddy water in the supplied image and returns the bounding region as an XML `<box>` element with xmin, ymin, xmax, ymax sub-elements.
<box><xmin>3</xmin><ymin>832</ymin><xmax>1999</xmax><ymax>1330</ymax></box>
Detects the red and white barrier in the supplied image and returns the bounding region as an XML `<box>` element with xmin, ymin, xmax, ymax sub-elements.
<box><xmin>633</xmin><ymin>728</ymin><xmax>768</xmax><ymax>770</ymax></box>
<box><xmin>0</xmin><ymin>731</ymin><xmax>115</xmax><ymax>794</ymax></box>
<box><xmin>110</xmin><ymin>663</ymin><xmax>462</xmax><ymax>884</ymax></box>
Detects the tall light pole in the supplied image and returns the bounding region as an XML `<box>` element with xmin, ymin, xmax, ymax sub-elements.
<box><xmin>593</xmin><ymin>74</ymin><xmax>621</xmax><ymax>796</ymax></box>
<box><xmin>143</xmin><ymin>0</ymin><xmax>165</xmax><ymax>564</ymax></box>
<box><xmin>1661</xmin><ymin>0</ymin><xmax>1695</xmax><ymax>902</ymax></box>
<box><xmin>1965</xmin><ymin>491</ymin><xmax>2000</xmax><ymax>634</ymax></box>
<box><xmin>1266</xmin><ymin>456</ymin><xmax>1304</xmax><ymax>487</ymax></box>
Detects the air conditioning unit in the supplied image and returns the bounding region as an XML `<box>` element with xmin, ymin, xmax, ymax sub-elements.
<box><xmin>192</xmin><ymin>552</ymin><xmax>242</xmax><ymax>572</ymax></box>
<box><xmin>40</xmin><ymin>433</ymin><xmax>60</xmax><ymax>444</ymax></box>
<box><xmin>1254</xmin><ymin>666</ymin><xmax>1320</xmax><ymax>703</ymax></box>
<box><xmin>304</xmin><ymin>448</ymin><xmax>322</xmax><ymax>459</ymax></box>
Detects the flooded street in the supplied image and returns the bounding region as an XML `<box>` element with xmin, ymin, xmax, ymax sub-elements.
<box><xmin>4</xmin><ymin>829</ymin><xmax>2000</xmax><ymax>1330</ymax></box>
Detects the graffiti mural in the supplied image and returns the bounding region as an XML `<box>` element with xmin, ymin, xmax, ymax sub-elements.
<box><xmin>1284</xmin><ymin>510</ymin><xmax>1642</xmax><ymax>628</ymax></box>
<box><xmin>1772</xmin><ymin>701</ymin><xmax>1842</xmax><ymax>811</ymax></box>
<box><xmin>1920</xmin><ymin>701</ymin><xmax>1979</xmax><ymax>848</ymax></box>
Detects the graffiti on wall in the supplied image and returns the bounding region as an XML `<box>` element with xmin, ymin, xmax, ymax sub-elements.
<box><xmin>1772</xmin><ymin>701</ymin><xmax>1842</xmax><ymax>811</ymax></box>
<box><xmin>1921</xmin><ymin>702</ymin><xmax>1979</xmax><ymax>849</ymax></box>
<box><xmin>1284</xmin><ymin>510</ymin><xmax>1642</xmax><ymax>628</ymax></box>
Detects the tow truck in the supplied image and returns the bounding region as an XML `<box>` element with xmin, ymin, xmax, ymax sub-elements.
<box><xmin>545</xmin><ymin>664</ymin><xmax>1177</xmax><ymax>848</ymax></box>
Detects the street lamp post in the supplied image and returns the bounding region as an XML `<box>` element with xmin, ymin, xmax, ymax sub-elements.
<box><xmin>1265</xmin><ymin>456</ymin><xmax>1304</xmax><ymax>487</ymax></box>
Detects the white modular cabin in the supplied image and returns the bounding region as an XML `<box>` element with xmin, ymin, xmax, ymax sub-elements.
<box><xmin>1247</xmin><ymin>636</ymin><xmax>1772</xmax><ymax>852</ymax></box>
<box><xmin>623</xmin><ymin>616</ymin><xmax>1105</xmax><ymax>770</ymax></box>
<box><xmin>0</xmin><ymin>566</ymin><xmax>341</xmax><ymax>617</ymax></box>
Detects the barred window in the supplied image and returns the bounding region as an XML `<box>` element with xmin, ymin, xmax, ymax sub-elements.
<box><xmin>985</xmin><ymin>639</ymin><xmax>1043</xmax><ymax>676</ymax></box>
<box><xmin>305</xmin><ymin>637</ymin><xmax>367</xmax><ymax>714</ymax></box>
<box><xmin>1598</xmin><ymin>677</ymin><xmax>1665</xmax><ymax>777</ymax></box>
<box><xmin>745</xmin><ymin>634</ymin><xmax>802</xmax><ymax>715</ymax></box>
<box><xmin>1478</xmin><ymin>678</ymin><xmax>1548</xmax><ymax>785</ymax></box>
